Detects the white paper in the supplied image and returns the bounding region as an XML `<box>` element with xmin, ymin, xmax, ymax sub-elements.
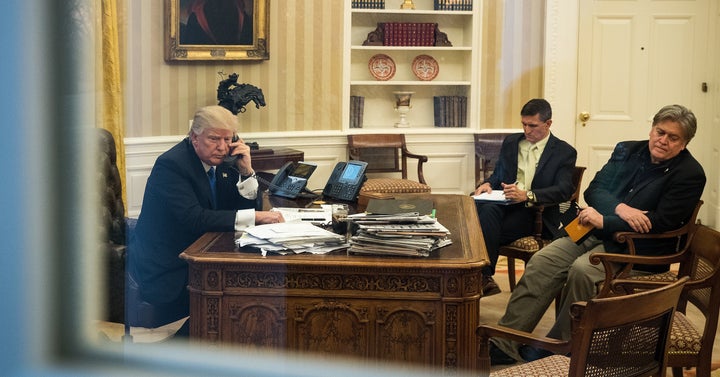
<box><xmin>271</xmin><ymin>206</ymin><xmax>332</xmax><ymax>224</ymax></box>
<box><xmin>472</xmin><ymin>190</ymin><xmax>509</xmax><ymax>202</ymax></box>
<box><xmin>237</xmin><ymin>221</ymin><xmax>347</xmax><ymax>255</ymax></box>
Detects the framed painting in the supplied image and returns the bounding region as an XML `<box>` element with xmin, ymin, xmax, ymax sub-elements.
<box><xmin>165</xmin><ymin>0</ymin><xmax>269</xmax><ymax>61</ymax></box>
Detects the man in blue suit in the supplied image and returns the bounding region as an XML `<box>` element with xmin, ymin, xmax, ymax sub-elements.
<box><xmin>490</xmin><ymin>104</ymin><xmax>706</xmax><ymax>365</ymax></box>
<box><xmin>474</xmin><ymin>99</ymin><xmax>577</xmax><ymax>296</ymax></box>
<box><xmin>128</xmin><ymin>105</ymin><xmax>283</xmax><ymax>334</ymax></box>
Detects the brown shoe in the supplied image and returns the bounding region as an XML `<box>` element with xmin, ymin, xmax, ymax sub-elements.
<box><xmin>482</xmin><ymin>276</ymin><xmax>501</xmax><ymax>297</ymax></box>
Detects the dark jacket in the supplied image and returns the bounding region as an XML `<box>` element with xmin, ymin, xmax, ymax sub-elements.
<box><xmin>129</xmin><ymin>138</ymin><xmax>256</xmax><ymax>324</ymax></box>
<box><xmin>584</xmin><ymin>140</ymin><xmax>705</xmax><ymax>258</ymax></box>
<box><xmin>485</xmin><ymin>132</ymin><xmax>578</xmax><ymax>237</ymax></box>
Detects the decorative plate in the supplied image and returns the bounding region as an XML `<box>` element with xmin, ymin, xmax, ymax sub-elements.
<box><xmin>412</xmin><ymin>54</ymin><xmax>439</xmax><ymax>81</ymax></box>
<box><xmin>368</xmin><ymin>54</ymin><xmax>396</xmax><ymax>81</ymax></box>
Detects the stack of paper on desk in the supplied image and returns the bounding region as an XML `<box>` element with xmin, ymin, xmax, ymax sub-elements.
<box><xmin>346</xmin><ymin>212</ymin><xmax>452</xmax><ymax>257</ymax></box>
<box><xmin>236</xmin><ymin>222</ymin><xmax>347</xmax><ymax>256</ymax></box>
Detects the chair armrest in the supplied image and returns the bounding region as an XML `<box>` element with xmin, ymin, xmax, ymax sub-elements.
<box><xmin>614</xmin><ymin>226</ymin><xmax>692</xmax><ymax>254</ymax></box>
<box><xmin>590</xmin><ymin>224</ymin><xmax>695</xmax><ymax>297</ymax></box>
<box><xmin>608</xmin><ymin>278</ymin><xmax>677</xmax><ymax>294</ymax></box>
<box><xmin>529</xmin><ymin>205</ymin><xmax>545</xmax><ymax>241</ymax></box>
<box><xmin>402</xmin><ymin>148</ymin><xmax>429</xmax><ymax>184</ymax></box>
<box><xmin>477</xmin><ymin>324</ymin><xmax>570</xmax><ymax>353</ymax></box>
<box><xmin>611</xmin><ymin>200</ymin><xmax>701</xmax><ymax>255</ymax></box>
<box><xmin>476</xmin><ymin>324</ymin><xmax>570</xmax><ymax>372</ymax></box>
<box><xmin>403</xmin><ymin>149</ymin><xmax>428</xmax><ymax>163</ymax></box>
<box><xmin>590</xmin><ymin>251</ymin><xmax>684</xmax><ymax>267</ymax></box>
<box><xmin>590</xmin><ymin>251</ymin><xmax>686</xmax><ymax>297</ymax></box>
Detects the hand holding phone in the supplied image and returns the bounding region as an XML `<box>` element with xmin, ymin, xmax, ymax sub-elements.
<box><xmin>224</xmin><ymin>134</ymin><xmax>254</xmax><ymax>175</ymax></box>
<box><xmin>223</xmin><ymin>134</ymin><xmax>242</xmax><ymax>164</ymax></box>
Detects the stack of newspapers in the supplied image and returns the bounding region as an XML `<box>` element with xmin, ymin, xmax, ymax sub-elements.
<box><xmin>347</xmin><ymin>212</ymin><xmax>452</xmax><ymax>257</ymax></box>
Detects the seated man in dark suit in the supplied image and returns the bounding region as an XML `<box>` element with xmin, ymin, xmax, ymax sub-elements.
<box><xmin>490</xmin><ymin>104</ymin><xmax>706</xmax><ymax>365</ymax></box>
<box><xmin>128</xmin><ymin>105</ymin><xmax>283</xmax><ymax>335</ymax></box>
<box><xmin>474</xmin><ymin>99</ymin><xmax>577</xmax><ymax>296</ymax></box>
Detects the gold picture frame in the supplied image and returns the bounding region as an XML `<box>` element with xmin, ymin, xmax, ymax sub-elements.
<box><xmin>165</xmin><ymin>0</ymin><xmax>269</xmax><ymax>61</ymax></box>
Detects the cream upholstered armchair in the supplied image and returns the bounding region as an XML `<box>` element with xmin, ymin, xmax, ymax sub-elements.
<box><xmin>347</xmin><ymin>134</ymin><xmax>431</xmax><ymax>195</ymax></box>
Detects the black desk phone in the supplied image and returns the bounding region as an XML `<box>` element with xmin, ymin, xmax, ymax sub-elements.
<box><xmin>268</xmin><ymin>161</ymin><xmax>317</xmax><ymax>199</ymax></box>
<box><xmin>322</xmin><ymin>160</ymin><xmax>368</xmax><ymax>202</ymax></box>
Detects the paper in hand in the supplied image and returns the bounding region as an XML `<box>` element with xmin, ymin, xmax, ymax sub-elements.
<box><xmin>472</xmin><ymin>190</ymin><xmax>511</xmax><ymax>204</ymax></box>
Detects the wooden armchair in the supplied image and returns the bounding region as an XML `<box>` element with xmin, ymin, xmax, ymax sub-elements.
<box><xmin>347</xmin><ymin>134</ymin><xmax>431</xmax><ymax>194</ymax></box>
<box><xmin>474</xmin><ymin>132</ymin><xmax>513</xmax><ymax>186</ymax></box>
<box><xmin>477</xmin><ymin>276</ymin><xmax>688</xmax><ymax>377</ymax></box>
<box><xmin>590</xmin><ymin>217</ymin><xmax>720</xmax><ymax>377</ymax></box>
<box><xmin>591</xmin><ymin>200</ymin><xmax>703</xmax><ymax>297</ymax></box>
<box><xmin>499</xmin><ymin>166</ymin><xmax>586</xmax><ymax>291</ymax></box>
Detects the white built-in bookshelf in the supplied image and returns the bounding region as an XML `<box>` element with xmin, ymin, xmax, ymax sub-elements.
<box><xmin>342</xmin><ymin>0</ymin><xmax>480</xmax><ymax>132</ymax></box>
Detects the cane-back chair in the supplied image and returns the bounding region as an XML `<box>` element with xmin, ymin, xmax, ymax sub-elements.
<box><xmin>477</xmin><ymin>277</ymin><xmax>688</xmax><ymax>377</ymax></box>
<box><xmin>591</xmin><ymin>217</ymin><xmax>720</xmax><ymax>377</ymax></box>
<box><xmin>347</xmin><ymin>134</ymin><xmax>431</xmax><ymax>195</ymax></box>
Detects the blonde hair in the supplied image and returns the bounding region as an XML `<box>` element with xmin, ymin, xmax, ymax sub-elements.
<box><xmin>188</xmin><ymin>105</ymin><xmax>237</xmax><ymax>136</ymax></box>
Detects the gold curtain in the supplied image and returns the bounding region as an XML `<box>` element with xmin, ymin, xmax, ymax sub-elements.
<box><xmin>99</xmin><ymin>0</ymin><xmax>126</xmax><ymax>212</ymax></box>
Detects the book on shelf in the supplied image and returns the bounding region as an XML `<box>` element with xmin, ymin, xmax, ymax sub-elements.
<box><xmin>352</xmin><ymin>0</ymin><xmax>385</xmax><ymax>9</ymax></box>
<box><xmin>433</xmin><ymin>96</ymin><xmax>467</xmax><ymax>127</ymax></box>
<box><xmin>350</xmin><ymin>96</ymin><xmax>364</xmax><ymax>129</ymax></box>
<box><xmin>434</xmin><ymin>0</ymin><xmax>473</xmax><ymax>11</ymax></box>
<box><xmin>382</xmin><ymin>23</ymin><xmax>436</xmax><ymax>47</ymax></box>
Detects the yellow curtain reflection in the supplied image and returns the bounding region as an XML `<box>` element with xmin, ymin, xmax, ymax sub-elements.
<box><xmin>99</xmin><ymin>0</ymin><xmax>126</xmax><ymax>211</ymax></box>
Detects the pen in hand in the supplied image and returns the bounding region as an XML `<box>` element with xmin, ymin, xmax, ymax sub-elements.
<box><xmin>501</xmin><ymin>181</ymin><xmax>521</xmax><ymax>201</ymax></box>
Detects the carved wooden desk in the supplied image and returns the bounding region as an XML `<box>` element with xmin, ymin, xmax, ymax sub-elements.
<box><xmin>180</xmin><ymin>194</ymin><xmax>488</xmax><ymax>371</ymax></box>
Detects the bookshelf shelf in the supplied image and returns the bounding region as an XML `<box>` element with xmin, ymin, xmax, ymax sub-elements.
<box><xmin>343</xmin><ymin>0</ymin><xmax>480</xmax><ymax>131</ymax></box>
<box><xmin>350</xmin><ymin>80</ymin><xmax>471</xmax><ymax>86</ymax></box>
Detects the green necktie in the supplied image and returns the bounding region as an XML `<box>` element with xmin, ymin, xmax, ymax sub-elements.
<box><xmin>525</xmin><ymin>145</ymin><xmax>538</xmax><ymax>190</ymax></box>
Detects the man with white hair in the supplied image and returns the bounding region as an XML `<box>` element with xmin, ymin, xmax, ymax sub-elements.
<box><xmin>128</xmin><ymin>105</ymin><xmax>283</xmax><ymax>335</ymax></box>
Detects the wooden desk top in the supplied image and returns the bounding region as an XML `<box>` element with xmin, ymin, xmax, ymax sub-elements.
<box><xmin>180</xmin><ymin>194</ymin><xmax>489</xmax><ymax>270</ymax></box>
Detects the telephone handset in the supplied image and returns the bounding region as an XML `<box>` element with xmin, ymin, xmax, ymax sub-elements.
<box><xmin>222</xmin><ymin>134</ymin><xmax>260</xmax><ymax>166</ymax></box>
<box><xmin>322</xmin><ymin>160</ymin><xmax>368</xmax><ymax>202</ymax></box>
<box><xmin>268</xmin><ymin>161</ymin><xmax>317</xmax><ymax>199</ymax></box>
<box><xmin>222</xmin><ymin>134</ymin><xmax>241</xmax><ymax>165</ymax></box>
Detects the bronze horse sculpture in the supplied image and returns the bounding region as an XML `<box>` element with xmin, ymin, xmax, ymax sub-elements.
<box><xmin>217</xmin><ymin>73</ymin><xmax>266</xmax><ymax>115</ymax></box>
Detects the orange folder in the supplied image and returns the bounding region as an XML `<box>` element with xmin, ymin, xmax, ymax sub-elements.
<box><xmin>564</xmin><ymin>216</ymin><xmax>594</xmax><ymax>244</ymax></box>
